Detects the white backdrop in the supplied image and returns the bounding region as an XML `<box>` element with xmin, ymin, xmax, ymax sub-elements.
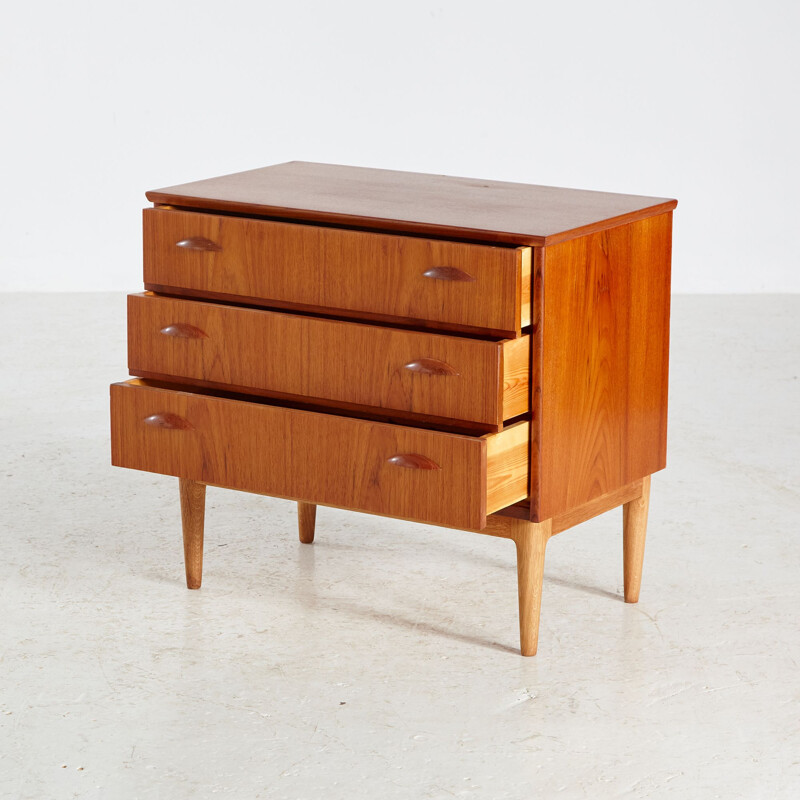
<box><xmin>1</xmin><ymin>1</ymin><xmax>797</xmax><ymax>292</ymax></box>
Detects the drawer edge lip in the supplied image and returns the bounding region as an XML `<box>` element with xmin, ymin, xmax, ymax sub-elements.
<box><xmin>110</xmin><ymin>379</ymin><xmax>498</xmax><ymax>443</ymax></box>
<box><xmin>539</xmin><ymin>203</ymin><xmax>678</xmax><ymax>247</ymax></box>
<box><xmin>144</xmin><ymin>195</ymin><xmax>677</xmax><ymax>247</ymax></box>
<box><xmin>142</xmin><ymin>284</ymin><xmax>524</xmax><ymax>340</ymax></box>
<box><xmin>130</xmin><ymin>290</ymin><xmax>515</xmax><ymax>345</ymax></box>
<box><xmin>126</xmin><ymin>370</ymin><xmax>504</xmax><ymax>434</ymax></box>
<box><xmin>145</xmin><ymin>194</ymin><xmax>548</xmax><ymax>247</ymax></box>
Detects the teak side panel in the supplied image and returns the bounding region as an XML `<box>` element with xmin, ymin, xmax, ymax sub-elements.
<box><xmin>533</xmin><ymin>213</ymin><xmax>672</xmax><ymax>520</ymax></box>
<box><xmin>111</xmin><ymin>381</ymin><xmax>490</xmax><ymax>529</ymax></box>
<box><xmin>128</xmin><ymin>293</ymin><xmax>527</xmax><ymax>427</ymax></box>
<box><xmin>146</xmin><ymin>161</ymin><xmax>678</xmax><ymax>246</ymax></box>
<box><xmin>143</xmin><ymin>208</ymin><xmax>528</xmax><ymax>337</ymax></box>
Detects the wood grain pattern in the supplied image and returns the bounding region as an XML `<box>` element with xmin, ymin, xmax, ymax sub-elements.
<box><xmin>110</xmin><ymin>380</ymin><xmax>529</xmax><ymax>530</ymax></box>
<box><xmin>484</xmin><ymin>422</ymin><xmax>529</xmax><ymax>514</ymax></box>
<box><xmin>623</xmin><ymin>475</ymin><xmax>650</xmax><ymax>603</ymax></box>
<box><xmin>468</xmin><ymin>514</ymin><xmax>551</xmax><ymax>656</ymax></box>
<box><xmin>179</xmin><ymin>478</ymin><xmax>205</xmax><ymax>589</ymax></box>
<box><xmin>514</xmin><ymin>521</ymin><xmax>551</xmax><ymax>656</ymax></box>
<box><xmin>490</xmin><ymin>478</ymin><xmax>644</xmax><ymax>529</ymax></box>
<box><xmin>500</xmin><ymin>335</ymin><xmax>530</xmax><ymax>422</ymax></box>
<box><xmin>109</xmin><ymin>162</ymin><xmax>677</xmax><ymax>657</ymax></box>
<box><xmin>519</xmin><ymin>247</ymin><xmax>531</xmax><ymax>330</ymax></box>
<box><xmin>143</xmin><ymin>208</ymin><xmax>530</xmax><ymax>337</ymax></box>
<box><xmin>298</xmin><ymin>502</ymin><xmax>316</xmax><ymax>544</ymax></box>
<box><xmin>532</xmin><ymin>213</ymin><xmax>672</xmax><ymax>520</ymax></box>
<box><xmin>528</xmin><ymin>247</ymin><xmax>545</xmax><ymax>520</ymax></box>
<box><xmin>146</xmin><ymin>161</ymin><xmax>677</xmax><ymax>246</ymax></box>
<box><xmin>127</xmin><ymin>293</ymin><xmax>529</xmax><ymax>427</ymax></box>
<box><xmin>551</xmin><ymin>479</ymin><xmax>643</xmax><ymax>535</ymax></box>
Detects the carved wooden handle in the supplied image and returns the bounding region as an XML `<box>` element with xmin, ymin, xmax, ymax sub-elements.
<box><xmin>144</xmin><ymin>412</ymin><xmax>194</xmax><ymax>430</ymax></box>
<box><xmin>422</xmin><ymin>266</ymin><xmax>475</xmax><ymax>282</ymax></box>
<box><xmin>404</xmin><ymin>358</ymin><xmax>459</xmax><ymax>376</ymax></box>
<box><xmin>160</xmin><ymin>323</ymin><xmax>208</xmax><ymax>339</ymax></box>
<box><xmin>387</xmin><ymin>453</ymin><xmax>441</xmax><ymax>470</ymax></box>
<box><xmin>176</xmin><ymin>236</ymin><xmax>221</xmax><ymax>252</ymax></box>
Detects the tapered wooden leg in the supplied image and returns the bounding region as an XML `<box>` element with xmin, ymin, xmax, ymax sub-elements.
<box><xmin>179</xmin><ymin>478</ymin><xmax>206</xmax><ymax>589</ymax></box>
<box><xmin>514</xmin><ymin>520</ymin><xmax>552</xmax><ymax>657</ymax></box>
<box><xmin>298</xmin><ymin>502</ymin><xmax>317</xmax><ymax>544</ymax></box>
<box><xmin>623</xmin><ymin>475</ymin><xmax>651</xmax><ymax>603</ymax></box>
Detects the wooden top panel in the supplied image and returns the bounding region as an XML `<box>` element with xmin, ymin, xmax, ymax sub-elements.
<box><xmin>146</xmin><ymin>161</ymin><xmax>677</xmax><ymax>246</ymax></box>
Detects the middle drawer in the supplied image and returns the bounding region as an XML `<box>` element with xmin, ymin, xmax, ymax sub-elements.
<box><xmin>128</xmin><ymin>293</ymin><xmax>529</xmax><ymax>429</ymax></box>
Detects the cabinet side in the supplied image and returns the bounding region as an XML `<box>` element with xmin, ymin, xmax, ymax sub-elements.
<box><xmin>531</xmin><ymin>212</ymin><xmax>672</xmax><ymax>521</ymax></box>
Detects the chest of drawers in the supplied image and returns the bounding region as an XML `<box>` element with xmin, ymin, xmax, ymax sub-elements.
<box><xmin>110</xmin><ymin>161</ymin><xmax>676</xmax><ymax>656</ymax></box>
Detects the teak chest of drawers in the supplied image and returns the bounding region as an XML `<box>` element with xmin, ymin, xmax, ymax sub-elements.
<box><xmin>110</xmin><ymin>161</ymin><xmax>676</xmax><ymax>656</ymax></box>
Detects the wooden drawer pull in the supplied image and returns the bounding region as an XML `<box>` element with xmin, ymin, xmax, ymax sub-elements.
<box><xmin>160</xmin><ymin>323</ymin><xmax>208</xmax><ymax>339</ymax></box>
<box><xmin>403</xmin><ymin>358</ymin><xmax>459</xmax><ymax>377</ymax></box>
<box><xmin>387</xmin><ymin>453</ymin><xmax>441</xmax><ymax>470</ymax></box>
<box><xmin>144</xmin><ymin>412</ymin><xmax>194</xmax><ymax>430</ymax></box>
<box><xmin>176</xmin><ymin>236</ymin><xmax>221</xmax><ymax>252</ymax></box>
<box><xmin>422</xmin><ymin>266</ymin><xmax>475</xmax><ymax>283</ymax></box>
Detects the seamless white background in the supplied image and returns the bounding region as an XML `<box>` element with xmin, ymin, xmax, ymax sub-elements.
<box><xmin>1</xmin><ymin>0</ymin><xmax>797</xmax><ymax>292</ymax></box>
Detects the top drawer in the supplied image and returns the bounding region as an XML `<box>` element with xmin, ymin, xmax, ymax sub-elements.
<box><xmin>143</xmin><ymin>208</ymin><xmax>531</xmax><ymax>337</ymax></box>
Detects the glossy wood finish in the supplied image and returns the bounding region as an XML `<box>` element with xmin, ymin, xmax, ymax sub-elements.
<box><xmin>147</xmin><ymin>161</ymin><xmax>677</xmax><ymax>246</ymax></box>
<box><xmin>297</xmin><ymin>502</ymin><xmax>316</xmax><ymax>544</ymax></box>
<box><xmin>159</xmin><ymin>322</ymin><xmax>207</xmax><ymax>339</ymax></box>
<box><xmin>127</xmin><ymin>293</ymin><xmax>529</xmax><ymax>427</ymax></box>
<box><xmin>110</xmin><ymin>162</ymin><xmax>675</xmax><ymax>656</ymax></box>
<box><xmin>179</xmin><ymin>478</ymin><xmax>205</xmax><ymax>589</ymax></box>
<box><xmin>176</xmin><ymin>236</ymin><xmax>220</xmax><ymax>252</ymax></box>
<box><xmin>387</xmin><ymin>453</ymin><xmax>442</xmax><ymax>470</ymax></box>
<box><xmin>623</xmin><ymin>475</ymin><xmax>651</xmax><ymax>603</ymax></box>
<box><xmin>531</xmin><ymin>212</ymin><xmax>672</xmax><ymax>521</ymax></box>
<box><xmin>110</xmin><ymin>381</ymin><xmax>529</xmax><ymax>530</ymax></box>
<box><xmin>144</xmin><ymin>412</ymin><xmax>193</xmax><ymax>430</ymax></box>
<box><xmin>143</xmin><ymin>208</ymin><xmax>531</xmax><ymax>337</ymax></box>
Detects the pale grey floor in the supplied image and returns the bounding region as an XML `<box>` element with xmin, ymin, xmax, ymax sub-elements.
<box><xmin>1</xmin><ymin>294</ymin><xmax>798</xmax><ymax>800</ymax></box>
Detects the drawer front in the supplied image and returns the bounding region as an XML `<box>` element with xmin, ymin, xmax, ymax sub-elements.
<box><xmin>143</xmin><ymin>208</ymin><xmax>531</xmax><ymax>337</ymax></box>
<box><xmin>128</xmin><ymin>293</ymin><xmax>529</xmax><ymax>427</ymax></box>
<box><xmin>110</xmin><ymin>381</ymin><xmax>530</xmax><ymax>529</ymax></box>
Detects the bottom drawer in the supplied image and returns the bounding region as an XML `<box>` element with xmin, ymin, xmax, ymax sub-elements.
<box><xmin>110</xmin><ymin>380</ymin><xmax>529</xmax><ymax>530</ymax></box>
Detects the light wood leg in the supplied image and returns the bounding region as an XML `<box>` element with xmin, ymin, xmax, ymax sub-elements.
<box><xmin>514</xmin><ymin>520</ymin><xmax>552</xmax><ymax>656</ymax></box>
<box><xmin>623</xmin><ymin>475</ymin><xmax>651</xmax><ymax>603</ymax></box>
<box><xmin>298</xmin><ymin>502</ymin><xmax>317</xmax><ymax>544</ymax></box>
<box><xmin>477</xmin><ymin>515</ymin><xmax>553</xmax><ymax>656</ymax></box>
<box><xmin>179</xmin><ymin>478</ymin><xmax>206</xmax><ymax>589</ymax></box>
